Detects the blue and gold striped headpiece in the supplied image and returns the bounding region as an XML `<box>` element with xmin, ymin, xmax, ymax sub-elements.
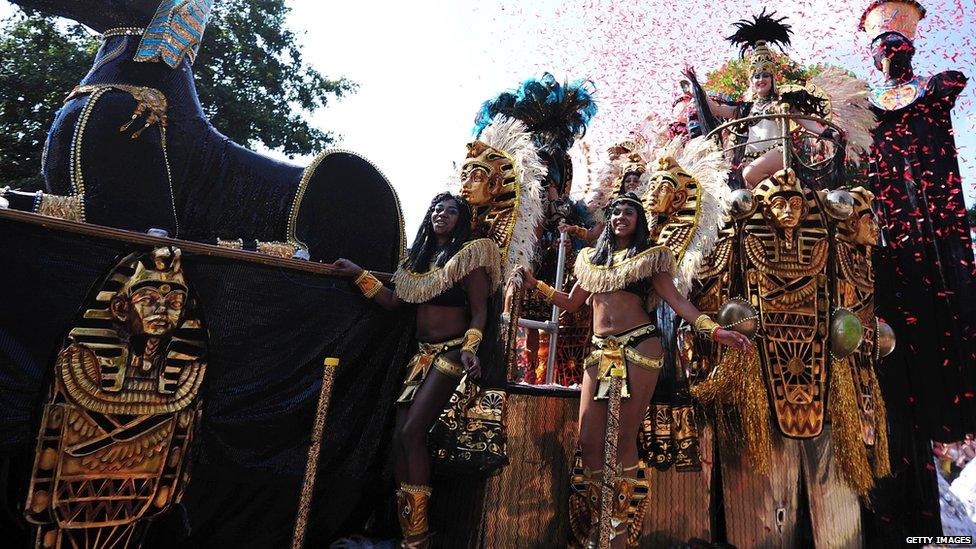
<box><xmin>135</xmin><ymin>0</ymin><xmax>213</xmax><ymax>69</ymax></box>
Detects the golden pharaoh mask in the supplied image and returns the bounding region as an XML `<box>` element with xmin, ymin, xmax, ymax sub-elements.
<box><xmin>847</xmin><ymin>186</ymin><xmax>880</xmax><ymax>247</ymax></box>
<box><xmin>754</xmin><ymin>169</ymin><xmax>807</xmax><ymax>229</ymax></box>
<box><xmin>645</xmin><ymin>156</ymin><xmax>695</xmax><ymax>216</ymax></box>
<box><xmin>460</xmin><ymin>140</ymin><xmax>518</xmax><ymax>207</ymax></box>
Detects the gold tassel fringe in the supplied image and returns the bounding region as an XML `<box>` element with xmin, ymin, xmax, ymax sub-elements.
<box><xmin>574</xmin><ymin>245</ymin><xmax>676</xmax><ymax>294</ymax></box>
<box><xmin>871</xmin><ymin>366</ymin><xmax>891</xmax><ymax>478</ymax></box>
<box><xmin>691</xmin><ymin>344</ymin><xmax>771</xmax><ymax>474</ymax></box>
<box><xmin>392</xmin><ymin>238</ymin><xmax>501</xmax><ymax>303</ymax></box>
<box><xmin>829</xmin><ymin>357</ymin><xmax>875</xmax><ymax>496</ymax></box>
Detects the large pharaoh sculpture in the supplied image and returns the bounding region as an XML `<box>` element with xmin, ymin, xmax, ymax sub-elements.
<box><xmin>1</xmin><ymin>0</ymin><xmax>403</xmax><ymax>267</ymax></box>
<box><xmin>689</xmin><ymin>169</ymin><xmax>892</xmax><ymax>545</ymax></box>
<box><xmin>24</xmin><ymin>247</ymin><xmax>206</xmax><ymax>549</ymax></box>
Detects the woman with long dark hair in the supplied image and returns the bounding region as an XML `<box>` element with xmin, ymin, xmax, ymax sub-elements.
<box><xmin>519</xmin><ymin>191</ymin><xmax>749</xmax><ymax>547</ymax></box>
<box><xmin>327</xmin><ymin>191</ymin><xmax>500</xmax><ymax>548</ymax></box>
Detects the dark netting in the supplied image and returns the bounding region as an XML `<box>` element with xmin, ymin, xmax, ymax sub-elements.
<box><xmin>0</xmin><ymin>218</ymin><xmax>414</xmax><ymax>547</ymax></box>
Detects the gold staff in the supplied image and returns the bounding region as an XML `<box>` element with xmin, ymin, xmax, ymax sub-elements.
<box><xmin>597</xmin><ymin>362</ymin><xmax>626</xmax><ymax>548</ymax></box>
<box><xmin>291</xmin><ymin>357</ymin><xmax>341</xmax><ymax>549</ymax></box>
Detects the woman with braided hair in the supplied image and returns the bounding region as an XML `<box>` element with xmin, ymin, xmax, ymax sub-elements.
<box><xmin>518</xmin><ymin>189</ymin><xmax>749</xmax><ymax>547</ymax></box>
<box><xmin>327</xmin><ymin>191</ymin><xmax>497</xmax><ymax>548</ymax></box>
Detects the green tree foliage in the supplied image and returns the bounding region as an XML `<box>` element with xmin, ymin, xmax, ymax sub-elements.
<box><xmin>0</xmin><ymin>0</ymin><xmax>354</xmax><ymax>190</ymax></box>
<box><xmin>0</xmin><ymin>16</ymin><xmax>96</xmax><ymax>189</ymax></box>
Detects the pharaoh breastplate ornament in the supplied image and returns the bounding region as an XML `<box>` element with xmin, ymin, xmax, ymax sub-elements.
<box><xmin>745</xmin><ymin>170</ymin><xmax>829</xmax><ymax>438</ymax></box>
<box><xmin>25</xmin><ymin>248</ymin><xmax>207</xmax><ymax>549</ymax></box>
<box><xmin>830</xmin><ymin>188</ymin><xmax>883</xmax><ymax>447</ymax></box>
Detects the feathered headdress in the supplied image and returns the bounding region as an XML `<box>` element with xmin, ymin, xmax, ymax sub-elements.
<box><xmin>726</xmin><ymin>9</ymin><xmax>793</xmax><ymax>76</ymax></box>
<box><xmin>464</xmin><ymin>115</ymin><xmax>546</xmax><ymax>285</ymax></box>
<box><xmin>638</xmin><ymin>137</ymin><xmax>732</xmax><ymax>297</ymax></box>
<box><xmin>473</xmin><ymin>73</ymin><xmax>597</xmax><ymax>195</ymax></box>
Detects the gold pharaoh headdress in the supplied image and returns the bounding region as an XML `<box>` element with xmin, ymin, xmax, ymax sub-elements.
<box><xmin>858</xmin><ymin>0</ymin><xmax>926</xmax><ymax>43</ymax></box>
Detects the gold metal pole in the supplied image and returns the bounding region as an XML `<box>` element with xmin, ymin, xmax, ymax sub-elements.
<box><xmin>597</xmin><ymin>365</ymin><xmax>625</xmax><ymax>548</ymax></box>
<box><xmin>291</xmin><ymin>357</ymin><xmax>341</xmax><ymax>549</ymax></box>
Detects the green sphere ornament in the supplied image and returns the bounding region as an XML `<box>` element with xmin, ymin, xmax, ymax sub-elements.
<box><xmin>830</xmin><ymin>308</ymin><xmax>864</xmax><ymax>359</ymax></box>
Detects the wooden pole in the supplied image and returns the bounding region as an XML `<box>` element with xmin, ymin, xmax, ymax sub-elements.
<box><xmin>291</xmin><ymin>357</ymin><xmax>341</xmax><ymax>549</ymax></box>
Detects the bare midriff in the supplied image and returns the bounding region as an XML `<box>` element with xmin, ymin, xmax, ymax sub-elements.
<box><xmin>415</xmin><ymin>303</ymin><xmax>469</xmax><ymax>343</ymax></box>
<box><xmin>591</xmin><ymin>290</ymin><xmax>663</xmax><ymax>358</ymax></box>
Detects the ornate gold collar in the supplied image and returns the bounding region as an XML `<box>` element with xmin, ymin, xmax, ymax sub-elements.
<box><xmin>393</xmin><ymin>238</ymin><xmax>501</xmax><ymax>304</ymax></box>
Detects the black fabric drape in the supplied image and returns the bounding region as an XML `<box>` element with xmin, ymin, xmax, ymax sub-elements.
<box><xmin>0</xmin><ymin>218</ymin><xmax>413</xmax><ymax>547</ymax></box>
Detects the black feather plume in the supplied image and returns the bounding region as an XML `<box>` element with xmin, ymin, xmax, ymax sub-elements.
<box><xmin>725</xmin><ymin>8</ymin><xmax>793</xmax><ymax>57</ymax></box>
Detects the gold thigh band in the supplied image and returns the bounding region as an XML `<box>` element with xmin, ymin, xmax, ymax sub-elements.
<box><xmin>398</xmin><ymin>336</ymin><xmax>465</xmax><ymax>403</ymax></box>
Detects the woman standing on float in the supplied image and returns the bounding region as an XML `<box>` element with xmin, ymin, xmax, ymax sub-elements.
<box><xmin>519</xmin><ymin>188</ymin><xmax>749</xmax><ymax>547</ymax></box>
<box><xmin>328</xmin><ymin>192</ymin><xmax>499</xmax><ymax>548</ymax></box>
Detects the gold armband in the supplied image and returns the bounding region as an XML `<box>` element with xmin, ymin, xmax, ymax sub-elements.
<box><xmin>569</xmin><ymin>225</ymin><xmax>588</xmax><ymax>239</ymax></box>
<box><xmin>535</xmin><ymin>281</ymin><xmax>557</xmax><ymax>302</ymax></box>
<box><xmin>694</xmin><ymin>314</ymin><xmax>721</xmax><ymax>340</ymax></box>
<box><xmin>354</xmin><ymin>270</ymin><xmax>383</xmax><ymax>299</ymax></box>
<box><xmin>461</xmin><ymin>328</ymin><xmax>483</xmax><ymax>355</ymax></box>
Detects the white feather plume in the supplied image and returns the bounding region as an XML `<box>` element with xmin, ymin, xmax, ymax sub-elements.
<box><xmin>642</xmin><ymin>136</ymin><xmax>732</xmax><ymax>296</ymax></box>
<box><xmin>808</xmin><ymin>67</ymin><xmax>877</xmax><ymax>161</ymax></box>
<box><xmin>473</xmin><ymin>115</ymin><xmax>546</xmax><ymax>285</ymax></box>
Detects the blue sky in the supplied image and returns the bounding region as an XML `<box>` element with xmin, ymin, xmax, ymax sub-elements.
<box><xmin>2</xmin><ymin>0</ymin><xmax>973</xmax><ymax>239</ymax></box>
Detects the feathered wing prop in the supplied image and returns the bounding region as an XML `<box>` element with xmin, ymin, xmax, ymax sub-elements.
<box><xmin>808</xmin><ymin>67</ymin><xmax>877</xmax><ymax>160</ymax></box>
<box><xmin>642</xmin><ymin>136</ymin><xmax>732</xmax><ymax>297</ymax></box>
<box><xmin>725</xmin><ymin>8</ymin><xmax>793</xmax><ymax>55</ymax></box>
<box><xmin>472</xmin><ymin>115</ymin><xmax>546</xmax><ymax>284</ymax></box>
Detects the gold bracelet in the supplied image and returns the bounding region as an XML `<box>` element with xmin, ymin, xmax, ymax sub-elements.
<box><xmin>353</xmin><ymin>270</ymin><xmax>383</xmax><ymax>299</ymax></box>
<box><xmin>461</xmin><ymin>328</ymin><xmax>483</xmax><ymax>355</ymax></box>
<box><xmin>694</xmin><ymin>314</ymin><xmax>720</xmax><ymax>338</ymax></box>
<box><xmin>535</xmin><ymin>281</ymin><xmax>557</xmax><ymax>302</ymax></box>
<box><xmin>570</xmin><ymin>225</ymin><xmax>588</xmax><ymax>239</ymax></box>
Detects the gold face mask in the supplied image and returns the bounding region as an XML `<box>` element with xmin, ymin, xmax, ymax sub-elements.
<box><xmin>644</xmin><ymin>156</ymin><xmax>692</xmax><ymax>216</ymax></box>
<box><xmin>460</xmin><ymin>141</ymin><xmax>517</xmax><ymax>207</ymax></box>
<box><xmin>847</xmin><ymin>187</ymin><xmax>879</xmax><ymax>246</ymax></box>
<box><xmin>768</xmin><ymin>195</ymin><xmax>805</xmax><ymax>228</ymax></box>
<box><xmin>110</xmin><ymin>248</ymin><xmax>188</xmax><ymax>337</ymax></box>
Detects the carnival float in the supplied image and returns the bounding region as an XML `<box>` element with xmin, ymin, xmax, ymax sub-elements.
<box><xmin>0</xmin><ymin>1</ymin><xmax>973</xmax><ymax>548</ymax></box>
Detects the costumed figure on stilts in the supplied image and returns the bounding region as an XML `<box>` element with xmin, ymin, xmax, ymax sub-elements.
<box><xmin>857</xmin><ymin>0</ymin><xmax>976</xmax><ymax>540</ymax></box>
<box><xmin>689</xmin><ymin>164</ymin><xmax>892</xmax><ymax>545</ymax></box>
<box><xmin>471</xmin><ymin>74</ymin><xmax>597</xmax><ymax>385</ymax></box>
<box><xmin>24</xmin><ymin>247</ymin><xmax>207</xmax><ymax>548</ymax></box>
<box><xmin>683</xmin><ymin>9</ymin><xmax>875</xmax><ymax>191</ymax></box>
<box><xmin>518</xmin><ymin>136</ymin><xmax>747</xmax><ymax>548</ymax></box>
<box><xmin>328</xmin><ymin>116</ymin><xmax>545</xmax><ymax>548</ymax></box>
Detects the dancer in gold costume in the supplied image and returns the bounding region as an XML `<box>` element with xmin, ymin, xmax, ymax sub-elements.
<box><xmin>519</xmin><ymin>138</ymin><xmax>745</xmax><ymax>548</ymax></box>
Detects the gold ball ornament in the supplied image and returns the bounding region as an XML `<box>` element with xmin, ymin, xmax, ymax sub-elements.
<box><xmin>877</xmin><ymin>320</ymin><xmax>896</xmax><ymax>358</ymax></box>
<box><xmin>717</xmin><ymin>298</ymin><xmax>759</xmax><ymax>339</ymax></box>
<box><xmin>830</xmin><ymin>308</ymin><xmax>864</xmax><ymax>359</ymax></box>
<box><xmin>825</xmin><ymin>189</ymin><xmax>855</xmax><ymax>220</ymax></box>
<box><xmin>730</xmin><ymin>189</ymin><xmax>755</xmax><ymax>219</ymax></box>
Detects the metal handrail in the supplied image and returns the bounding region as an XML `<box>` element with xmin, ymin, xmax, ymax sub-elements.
<box><xmin>517</xmin><ymin>230</ymin><xmax>568</xmax><ymax>384</ymax></box>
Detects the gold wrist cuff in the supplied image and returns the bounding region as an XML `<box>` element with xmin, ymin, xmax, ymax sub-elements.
<box><xmin>354</xmin><ymin>270</ymin><xmax>383</xmax><ymax>299</ymax></box>
<box><xmin>535</xmin><ymin>281</ymin><xmax>557</xmax><ymax>303</ymax></box>
<box><xmin>569</xmin><ymin>225</ymin><xmax>588</xmax><ymax>239</ymax></box>
<box><xmin>694</xmin><ymin>314</ymin><xmax>720</xmax><ymax>339</ymax></box>
<box><xmin>461</xmin><ymin>328</ymin><xmax>483</xmax><ymax>355</ymax></box>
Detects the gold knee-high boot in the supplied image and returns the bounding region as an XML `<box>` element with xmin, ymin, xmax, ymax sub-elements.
<box><xmin>569</xmin><ymin>450</ymin><xmax>603</xmax><ymax>547</ymax></box>
<box><xmin>396</xmin><ymin>483</ymin><xmax>432</xmax><ymax>548</ymax></box>
<box><xmin>611</xmin><ymin>464</ymin><xmax>650</xmax><ymax>548</ymax></box>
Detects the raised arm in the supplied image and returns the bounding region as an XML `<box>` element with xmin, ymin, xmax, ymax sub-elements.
<box><xmin>516</xmin><ymin>266</ymin><xmax>590</xmax><ymax>313</ymax></box>
<box><xmin>652</xmin><ymin>271</ymin><xmax>750</xmax><ymax>351</ymax></box>
<box><xmin>684</xmin><ymin>65</ymin><xmax>737</xmax><ymax>121</ymax></box>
